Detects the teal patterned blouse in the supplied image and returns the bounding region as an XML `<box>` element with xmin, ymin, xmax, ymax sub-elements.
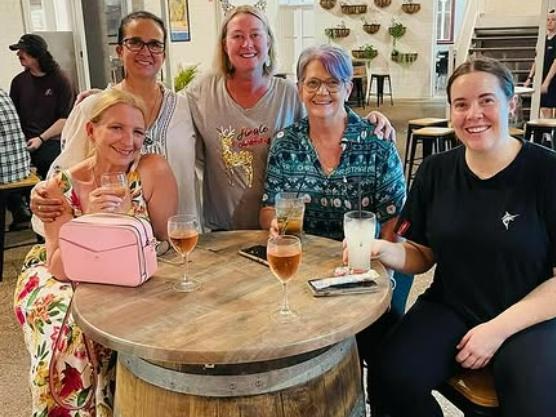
<box><xmin>262</xmin><ymin>107</ymin><xmax>406</xmax><ymax>241</ymax></box>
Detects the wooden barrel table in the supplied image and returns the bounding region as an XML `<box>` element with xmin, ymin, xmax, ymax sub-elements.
<box><xmin>72</xmin><ymin>231</ymin><xmax>391</xmax><ymax>417</ymax></box>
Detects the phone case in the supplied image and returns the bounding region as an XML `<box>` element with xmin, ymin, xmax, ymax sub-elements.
<box><xmin>308</xmin><ymin>272</ymin><xmax>379</xmax><ymax>297</ymax></box>
<box><xmin>238</xmin><ymin>246</ymin><xmax>269</xmax><ymax>266</ymax></box>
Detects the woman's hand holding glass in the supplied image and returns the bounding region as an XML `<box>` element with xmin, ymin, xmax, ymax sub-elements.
<box><xmin>100</xmin><ymin>172</ymin><xmax>129</xmax><ymax>213</ymax></box>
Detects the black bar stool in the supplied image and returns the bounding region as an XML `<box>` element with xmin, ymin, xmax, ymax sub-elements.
<box><xmin>524</xmin><ymin>119</ymin><xmax>556</xmax><ymax>150</ymax></box>
<box><xmin>368</xmin><ymin>74</ymin><xmax>393</xmax><ymax>107</ymax></box>
<box><xmin>404</xmin><ymin>118</ymin><xmax>449</xmax><ymax>178</ymax></box>
<box><xmin>351</xmin><ymin>64</ymin><xmax>367</xmax><ymax>108</ymax></box>
<box><xmin>406</xmin><ymin>127</ymin><xmax>455</xmax><ymax>189</ymax></box>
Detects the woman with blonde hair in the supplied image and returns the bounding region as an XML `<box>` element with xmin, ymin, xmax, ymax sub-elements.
<box><xmin>14</xmin><ymin>88</ymin><xmax>177</xmax><ymax>417</ymax></box>
<box><xmin>188</xmin><ymin>4</ymin><xmax>394</xmax><ymax>230</ymax></box>
<box><xmin>32</xmin><ymin>10</ymin><xmax>196</xmax><ymax>227</ymax></box>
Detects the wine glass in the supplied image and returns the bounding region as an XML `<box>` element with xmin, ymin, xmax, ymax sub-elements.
<box><xmin>167</xmin><ymin>214</ymin><xmax>201</xmax><ymax>292</ymax></box>
<box><xmin>100</xmin><ymin>172</ymin><xmax>128</xmax><ymax>213</ymax></box>
<box><xmin>267</xmin><ymin>235</ymin><xmax>302</xmax><ymax>322</ymax></box>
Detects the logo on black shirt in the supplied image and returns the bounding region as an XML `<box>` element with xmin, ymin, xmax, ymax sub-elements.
<box><xmin>501</xmin><ymin>211</ymin><xmax>519</xmax><ymax>230</ymax></box>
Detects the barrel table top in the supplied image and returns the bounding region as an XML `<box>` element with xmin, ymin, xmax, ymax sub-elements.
<box><xmin>73</xmin><ymin>230</ymin><xmax>391</xmax><ymax>364</ymax></box>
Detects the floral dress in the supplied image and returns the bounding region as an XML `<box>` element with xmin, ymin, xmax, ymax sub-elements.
<box><xmin>14</xmin><ymin>170</ymin><xmax>148</xmax><ymax>417</ymax></box>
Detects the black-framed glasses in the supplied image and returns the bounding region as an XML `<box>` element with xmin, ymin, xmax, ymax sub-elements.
<box><xmin>301</xmin><ymin>78</ymin><xmax>344</xmax><ymax>93</ymax></box>
<box><xmin>121</xmin><ymin>37</ymin><xmax>165</xmax><ymax>54</ymax></box>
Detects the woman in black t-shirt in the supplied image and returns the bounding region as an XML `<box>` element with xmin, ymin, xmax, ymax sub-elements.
<box><xmin>362</xmin><ymin>57</ymin><xmax>556</xmax><ymax>417</ymax></box>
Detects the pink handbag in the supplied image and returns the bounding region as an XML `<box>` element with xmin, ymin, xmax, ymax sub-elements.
<box><xmin>58</xmin><ymin>213</ymin><xmax>158</xmax><ymax>286</ymax></box>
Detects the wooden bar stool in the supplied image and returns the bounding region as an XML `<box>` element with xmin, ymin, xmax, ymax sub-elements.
<box><xmin>1</xmin><ymin>172</ymin><xmax>41</xmax><ymax>281</ymax></box>
<box><xmin>404</xmin><ymin>118</ymin><xmax>449</xmax><ymax>178</ymax></box>
<box><xmin>406</xmin><ymin>126</ymin><xmax>455</xmax><ymax>189</ymax></box>
<box><xmin>509</xmin><ymin>127</ymin><xmax>524</xmax><ymax>140</ymax></box>
<box><xmin>438</xmin><ymin>368</ymin><xmax>499</xmax><ymax>417</ymax></box>
<box><xmin>368</xmin><ymin>74</ymin><xmax>393</xmax><ymax>107</ymax></box>
<box><xmin>524</xmin><ymin>119</ymin><xmax>556</xmax><ymax>150</ymax></box>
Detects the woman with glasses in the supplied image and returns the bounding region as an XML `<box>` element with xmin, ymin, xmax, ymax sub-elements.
<box><xmin>187</xmin><ymin>5</ymin><xmax>394</xmax><ymax>231</ymax></box>
<box><xmin>31</xmin><ymin>11</ymin><xmax>197</xmax><ymax>226</ymax></box>
<box><xmin>259</xmin><ymin>44</ymin><xmax>406</xmax><ymax>407</ymax></box>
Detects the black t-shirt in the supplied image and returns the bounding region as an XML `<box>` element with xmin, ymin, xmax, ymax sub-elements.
<box><xmin>397</xmin><ymin>141</ymin><xmax>556</xmax><ymax>326</ymax></box>
<box><xmin>9</xmin><ymin>69</ymin><xmax>75</xmax><ymax>139</ymax></box>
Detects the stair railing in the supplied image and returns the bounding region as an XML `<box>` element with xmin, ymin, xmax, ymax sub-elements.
<box><xmin>454</xmin><ymin>0</ymin><xmax>486</xmax><ymax>67</ymax></box>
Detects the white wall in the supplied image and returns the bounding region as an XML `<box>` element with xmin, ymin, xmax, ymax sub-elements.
<box><xmin>314</xmin><ymin>0</ymin><xmax>436</xmax><ymax>98</ymax></box>
<box><xmin>0</xmin><ymin>0</ymin><xmax>25</xmax><ymax>90</ymax></box>
<box><xmin>481</xmin><ymin>0</ymin><xmax>542</xmax><ymax>16</ymax></box>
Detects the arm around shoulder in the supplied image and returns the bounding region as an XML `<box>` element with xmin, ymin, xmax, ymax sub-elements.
<box><xmin>43</xmin><ymin>175</ymin><xmax>74</xmax><ymax>280</ymax></box>
<box><xmin>137</xmin><ymin>154</ymin><xmax>178</xmax><ymax>240</ymax></box>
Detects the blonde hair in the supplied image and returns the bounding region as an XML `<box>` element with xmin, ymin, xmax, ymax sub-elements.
<box><xmin>89</xmin><ymin>88</ymin><xmax>148</xmax><ymax>125</ymax></box>
<box><xmin>215</xmin><ymin>5</ymin><xmax>276</xmax><ymax>77</ymax></box>
<box><xmin>85</xmin><ymin>89</ymin><xmax>148</xmax><ymax>158</ymax></box>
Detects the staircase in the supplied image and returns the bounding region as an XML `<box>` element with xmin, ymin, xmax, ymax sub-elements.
<box><xmin>468</xmin><ymin>26</ymin><xmax>538</xmax><ymax>120</ymax></box>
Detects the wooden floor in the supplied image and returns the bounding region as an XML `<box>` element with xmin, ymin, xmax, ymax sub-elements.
<box><xmin>0</xmin><ymin>98</ymin><xmax>463</xmax><ymax>417</ymax></box>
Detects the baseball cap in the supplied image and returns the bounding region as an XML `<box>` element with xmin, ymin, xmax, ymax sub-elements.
<box><xmin>9</xmin><ymin>34</ymin><xmax>48</xmax><ymax>57</ymax></box>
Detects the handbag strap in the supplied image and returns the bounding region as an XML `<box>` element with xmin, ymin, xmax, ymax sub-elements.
<box><xmin>49</xmin><ymin>282</ymin><xmax>98</xmax><ymax>411</ymax></box>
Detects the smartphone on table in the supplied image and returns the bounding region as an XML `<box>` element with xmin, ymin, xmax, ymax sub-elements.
<box><xmin>238</xmin><ymin>245</ymin><xmax>269</xmax><ymax>266</ymax></box>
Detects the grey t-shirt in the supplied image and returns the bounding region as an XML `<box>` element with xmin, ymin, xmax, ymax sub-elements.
<box><xmin>187</xmin><ymin>73</ymin><xmax>304</xmax><ymax>230</ymax></box>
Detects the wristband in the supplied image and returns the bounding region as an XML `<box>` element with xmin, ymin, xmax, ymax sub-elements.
<box><xmin>38</xmin><ymin>135</ymin><xmax>45</xmax><ymax>143</ymax></box>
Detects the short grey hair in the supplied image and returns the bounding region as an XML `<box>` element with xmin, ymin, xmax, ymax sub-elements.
<box><xmin>296</xmin><ymin>45</ymin><xmax>353</xmax><ymax>82</ymax></box>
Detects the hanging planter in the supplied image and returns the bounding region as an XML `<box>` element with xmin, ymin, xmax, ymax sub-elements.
<box><xmin>340</xmin><ymin>3</ymin><xmax>368</xmax><ymax>14</ymax></box>
<box><xmin>374</xmin><ymin>0</ymin><xmax>392</xmax><ymax>8</ymax></box>
<box><xmin>320</xmin><ymin>0</ymin><xmax>337</xmax><ymax>10</ymax></box>
<box><xmin>401</xmin><ymin>1</ymin><xmax>421</xmax><ymax>14</ymax></box>
<box><xmin>388</xmin><ymin>19</ymin><xmax>406</xmax><ymax>47</ymax></box>
<box><xmin>391</xmin><ymin>50</ymin><xmax>418</xmax><ymax>64</ymax></box>
<box><xmin>352</xmin><ymin>44</ymin><xmax>378</xmax><ymax>60</ymax></box>
<box><xmin>325</xmin><ymin>22</ymin><xmax>351</xmax><ymax>39</ymax></box>
<box><xmin>362</xmin><ymin>22</ymin><xmax>381</xmax><ymax>34</ymax></box>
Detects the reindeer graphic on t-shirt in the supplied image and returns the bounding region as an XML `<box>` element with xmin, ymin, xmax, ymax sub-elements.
<box><xmin>218</xmin><ymin>127</ymin><xmax>254</xmax><ymax>188</ymax></box>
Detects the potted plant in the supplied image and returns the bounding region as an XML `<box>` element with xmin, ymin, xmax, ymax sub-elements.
<box><xmin>340</xmin><ymin>2</ymin><xmax>367</xmax><ymax>14</ymax></box>
<box><xmin>352</xmin><ymin>44</ymin><xmax>378</xmax><ymax>60</ymax></box>
<box><xmin>174</xmin><ymin>64</ymin><xmax>200</xmax><ymax>93</ymax></box>
<box><xmin>362</xmin><ymin>19</ymin><xmax>380</xmax><ymax>34</ymax></box>
<box><xmin>325</xmin><ymin>21</ymin><xmax>351</xmax><ymax>39</ymax></box>
<box><xmin>374</xmin><ymin>0</ymin><xmax>392</xmax><ymax>8</ymax></box>
<box><xmin>388</xmin><ymin>19</ymin><xmax>406</xmax><ymax>46</ymax></box>
<box><xmin>320</xmin><ymin>0</ymin><xmax>336</xmax><ymax>10</ymax></box>
<box><xmin>391</xmin><ymin>49</ymin><xmax>418</xmax><ymax>64</ymax></box>
<box><xmin>401</xmin><ymin>0</ymin><xmax>421</xmax><ymax>14</ymax></box>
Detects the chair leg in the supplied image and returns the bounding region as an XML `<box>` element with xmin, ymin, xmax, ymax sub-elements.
<box><xmin>407</xmin><ymin>134</ymin><xmax>418</xmax><ymax>189</ymax></box>
<box><xmin>377</xmin><ymin>77</ymin><xmax>384</xmax><ymax>107</ymax></box>
<box><xmin>368</xmin><ymin>76</ymin><xmax>375</xmax><ymax>106</ymax></box>
<box><xmin>387</xmin><ymin>76</ymin><xmax>393</xmax><ymax>105</ymax></box>
<box><xmin>0</xmin><ymin>191</ymin><xmax>6</xmax><ymax>282</ymax></box>
<box><xmin>404</xmin><ymin>124</ymin><xmax>415</xmax><ymax>176</ymax></box>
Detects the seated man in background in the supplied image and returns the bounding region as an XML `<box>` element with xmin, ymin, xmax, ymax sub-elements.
<box><xmin>9</xmin><ymin>34</ymin><xmax>75</xmax><ymax>180</ymax></box>
<box><xmin>0</xmin><ymin>88</ymin><xmax>32</xmax><ymax>231</ymax></box>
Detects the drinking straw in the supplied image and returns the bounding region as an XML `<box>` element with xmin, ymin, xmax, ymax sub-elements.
<box><xmin>358</xmin><ymin>180</ymin><xmax>362</xmax><ymax>217</ymax></box>
<box><xmin>280</xmin><ymin>173</ymin><xmax>308</xmax><ymax>234</ymax></box>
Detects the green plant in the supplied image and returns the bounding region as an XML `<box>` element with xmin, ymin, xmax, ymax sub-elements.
<box><xmin>174</xmin><ymin>64</ymin><xmax>200</xmax><ymax>93</ymax></box>
<box><xmin>361</xmin><ymin>44</ymin><xmax>376</xmax><ymax>53</ymax></box>
<box><xmin>352</xmin><ymin>44</ymin><xmax>378</xmax><ymax>59</ymax></box>
<box><xmin>388</xmin><ymin>19</ymin><xmax>406</xmax><ymax>46</ymax></box>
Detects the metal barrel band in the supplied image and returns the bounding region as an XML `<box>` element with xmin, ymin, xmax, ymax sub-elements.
<box><xmin>119</xmin><ymin>337</ymin><xmax>354</xmax><ymax>397</ymax></box>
